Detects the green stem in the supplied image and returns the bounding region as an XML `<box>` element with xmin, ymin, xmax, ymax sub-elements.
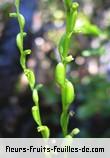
<box><xmin>13</xmin><ymin>0</ymin><xmax>49</xmax><ymax>138</ymax></box>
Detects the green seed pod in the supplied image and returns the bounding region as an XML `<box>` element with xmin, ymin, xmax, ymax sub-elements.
<box><xmin>19</xmin><ymin>14</ymin><xmax>25</xmax><ymax>29</ymax></box>
<box><xmin>32</xmin><ymin>106</ymin><xmax>41</xmax><ymax>126</ymax></box>
<box><xmin>33</xmin><ymin>89</ymin><xmax>39</xmax><ymax>105</ymax></box>
<box><xmin>55</xmin><ymin>63</ymin><xmax>65</xmax><ymax>87</ymax></box>
<box><xmin>16</xmin><ymin>32</ymin><xmax>27</xmax><ymax>51</ymax></box>
<box><xmin>24</xmin><ymin>69</ymin><xmax>35</xmax><ymax>89</ymax></box>
<box><xmin>37</xmin><ymin>126</ymin><xmax>50</xmax><ymax>138</ymax></box>
<box><xmin>62</xmin><ymin>80</ymin><xmax>75</xmax><ymax>108</ymax></box>
<box><xmin>16</xmin><ymin>33</ymin><xmax>22</xmax><ymax>50</ymax></box>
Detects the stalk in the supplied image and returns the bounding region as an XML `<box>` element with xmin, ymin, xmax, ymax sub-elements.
<box><xmin>10</xmin><ymin>0</ymin><xmax>50</xmax><ymax>138</ymax></box>
<box><xmin>55</xmin><ymin>0</ymin><xmax>79</xmax><ymax>137</ymax></box>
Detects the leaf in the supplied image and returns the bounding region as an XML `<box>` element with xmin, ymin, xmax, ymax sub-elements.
<box><xmin>82</xmin><ymin>47</ymin><xmax>105</xmax><ymax>57</ymax></box>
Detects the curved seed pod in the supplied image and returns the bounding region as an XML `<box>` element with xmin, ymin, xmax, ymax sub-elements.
<box><xmin>33</xmin><ymin>89</ymin><xmax>39</xmax><ymax>105</ymax></box>
<box><xmin>64</xmin><ymin>80</ymin><xmax>75</xmax><ymax>109</ymax></box>
<box><xmin>19</xmin><ymin>14</ymin><xmax>25</xmax><ymax>29</ymax></box>
<box><xmin>16</xmin><ymin>32</ymin><xmax>26</xmax><ymax>51</ymax></box>
<box><xmin>37</xmin><ymin>126</ymin><xmax>50</xmax><ymax>138</ymax></box>
<box><xmin>16</xmin><ymin>33</ymin><xmax>22</xmax><ymax>50</ymax></box>
<box><xmin>24</xmin><ymin>69</ymin><xmax>35</xmax><ymax>89</ymax></box>
<box><xmin>32</xmin><ymin>106</ymin><xmax>41</xmax><ymax>126</ymax></box>
<box><xmin>55</xmin><ymin>63</ymin><xmax>65</xmax><ymax>87</ymax></box>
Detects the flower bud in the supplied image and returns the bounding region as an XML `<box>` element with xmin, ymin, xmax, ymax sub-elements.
<box><xmin>64</xmin><ymin>55</ymin><xmax>74</xmax><ymax>63</ymax></box>
<box><xmin>70</xmin><ymin>128</ymin><xmax>80</xmax><ymax>137</ymax></box>
<box><xmin>37</xmin><ymin>126</ymin><xmax>50</xmax><ymax>138</ymax></box>
<box><xmin>9</xmin><ymin>13</ymin><xmax>17</xmax><ymax>18</ymax></box>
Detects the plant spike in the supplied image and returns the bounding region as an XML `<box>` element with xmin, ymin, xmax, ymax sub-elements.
<box><xmin>55</xmin><ymin>0</ymin><xmax>79</xmax><ymax>137</ymax></box>
<box><xmin>10</xmin><ymin>0</ymin><xmax>50</xmax><ymax>138</ymax></box>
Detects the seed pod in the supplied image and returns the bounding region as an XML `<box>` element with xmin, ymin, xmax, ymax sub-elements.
<box><xmin>16</xmin><ymin>32</ymin><xmax>27</xmax><ymax>51</ymax></box>
<box><xmin>63</xmin><ymin>80</ymin><xmax>75</xmax><ymax>108</ymax></box>
<box><xmin>33</xmin><ymin>89</ymin><xmax>39</xmax><ymax>105</ymax></box>
<box><xmin>24</xmin><ymin>69</ymin><xmax>35</xmax><ymax>89</ymax></box>
<box><xmin>32</xmin><ymin>106</ymin><xmax>41</xmax><ymax>126</ymax></box>
<box><xmin>19</xmin><ymin>14</ymin><xmax>25</xmax><ymax>29</ymax></box>
<box><xmin>55</xmin><ymin>63</ymin><xmax>65</xmax><ymax>87</ymax></box>
<box><xmin>16</xmin><ymin>33</ymin><xmax>22</xmax><ymax>50</ymax></box>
